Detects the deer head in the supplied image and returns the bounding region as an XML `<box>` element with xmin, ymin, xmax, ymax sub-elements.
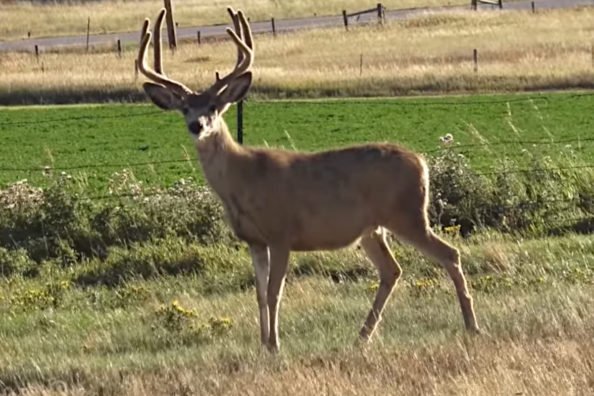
<box><xmin>137</xmin><ymin>7</ymin><xmax>254</xmax><ymax>139</ymax></box>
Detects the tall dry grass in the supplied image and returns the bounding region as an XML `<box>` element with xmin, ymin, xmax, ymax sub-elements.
<box><xmin>1</xmin><ymin>7</ymin><xmax>592</xmax><ymax>103</ymax></box>
<box><xmin>0</xmin><ymin>0</ymin><xmax>467</xmax><ymax>41</ymax></box>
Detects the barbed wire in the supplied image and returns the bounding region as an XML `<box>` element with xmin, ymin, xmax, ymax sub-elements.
<box><xmin>474</xmin><ymin>163</ymin><xmax>594</xmax><ymax>176</ymax></box>
<box><xmin>0</xmin><ymin>138</ymin><xmax>592</xmax><ymax>173</ymax></box>
<box><xmin>425</xmin><ymin>136</ymin><xmax>594</xmax><ymax>153</ymax></box>
<box><xmin>0</xmin><ymin>158</ymin><xmax>195</xmax><ymax>172</ymax></box>
<box><xmin>76</xmin><ymin>189</ymin><xmax>594</xmax><ymax>216</ymax></box>
<box><xmin>0</xmin><ymin>110</ymin><xmax>162</xmax><ymax>127</ymax></box>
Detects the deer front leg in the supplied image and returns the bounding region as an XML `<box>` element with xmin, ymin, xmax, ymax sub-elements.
<box><xmin>249</xmin><ymin>244</ymin><xmax>270</xmax><ymax>346</ymax></box>
<box><xmin>266</xmin><ymin>245</ymin><xmax>291</xmax><ymax>352</ymax></box>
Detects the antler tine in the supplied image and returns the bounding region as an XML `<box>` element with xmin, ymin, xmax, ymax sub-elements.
<box><xmin>137</xmin><ymin>10</ymin><xmax>192</xmax><ymax>97</ymax></box>
<box><xmin>209</xmin><ymin>8</ymin><xmax>254</xmax><ymax>94</ymax></box>
<box><xmin>227</xmin><ymin>7</ymin><xmax>244</xmax><ymax>67</ymax></box>
<box><xmin>237</xmin><ymin>10</ymin><xmax>254</xmax><ymax>51</ymax></box>
<box><xmin>153</xmin><ymin>8</ymin><xmax>166</xmax><ymax>74</ymax></box>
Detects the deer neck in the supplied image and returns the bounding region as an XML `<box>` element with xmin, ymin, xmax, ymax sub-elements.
<box><xmin>195</xmin><ymin>120</ymin><xmax>244</xmax><ymax>198</ymax></box>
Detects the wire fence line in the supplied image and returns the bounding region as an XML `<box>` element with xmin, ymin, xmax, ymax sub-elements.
<box><xmin>59</xmin><ymin>190</ymin><xmax>594</xmax><ymax>231</ymax></box>
<box><xmin>85</xmin><ymin>191</ymin><xmax>592</xmax><ymax>210</ymax></box>
<box><xmin>0</xmin><ymin>152</ymin><xmax>593</xmax><ymax>178</ymax></box>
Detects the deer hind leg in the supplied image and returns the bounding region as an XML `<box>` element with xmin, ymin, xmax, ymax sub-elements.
<box><xmin>249</xmin><ymin>244</ymin><xmax>270</xmax><ymax>346</ymax></box>
<box><xmin>359</xmin><ymin>227</ymin><xmax>403</xmax><ymax>342</ymax></box>
<box><xmin>390</xmin><ymin>219</ymin><xmax>480</xmax><ymax>333</ymax></box>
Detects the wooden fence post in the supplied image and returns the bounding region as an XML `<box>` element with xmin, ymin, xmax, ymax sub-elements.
<box><xmin>471</xmin><ymin>0</ymin><xmax>477</xmax><ymax>10</ymax></box>
<box><xmin>164</xmin><ymin>0</ymin><xmax>177</xmax><ymax>52</ymax></box>
<box><xmin>473</xmin><ymin>49</ymin><xmax>478</xmax><ymax>72</ymax></box>
<box><xmin>34</xmin><ymin>45</ymin><xmax>39</xmax><ymax>63</ymax></box>
<box><xmin>86</xmin><ymin>17</ymin><xmax>91</xmax><ymax>52</ymax></box>
<box><xmin>531</xmin><ymin>1</ymin><xmax>535</xmax><ymax>12</ymax></box>
<box><xmin>117</xmin><ymin>39</ymin><xmax>122</xmax><ymax>58</ymax></box>
<box><xmin>271</xmin><ymin>17</ymin><xmax>277</xmax><ymax>37</ymax></box>
<box><xmin>498</xmin><ymin>0</ymin><xmax>503</xmax><ymax>9</ymax></box>
<box><xmin>377</xmin><ymin>3</ymin><xmax>384</xmax><ymax>25</ymax></box>
<box><xmin>360</xmin><ymin>53</ymin><xmax>363</xmax><ymax>75</ymax></box>
<box><xmin>342</xmin><ymin>10</ymin><xmax>349</xmax><ymax>31</ymax></box>
<box><xmin>197</xmin><ymin>30</ymin><xmax>201</xmax><ymax>45</ymax></box>
<box><xmin>237</xmin><ymin>100</ymin><xmax>244</xmax><ymax>144</ymax></box>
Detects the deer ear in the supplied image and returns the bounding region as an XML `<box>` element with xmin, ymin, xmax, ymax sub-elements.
<box><xmin>143</xmin><ymin>82</ymin><xmax>183</xmax><ymax>110</ymax></box>
<box><xmin>217</xmin><ymin>72</ymin><xmax>252</xmax><ymax>105</ymax></box>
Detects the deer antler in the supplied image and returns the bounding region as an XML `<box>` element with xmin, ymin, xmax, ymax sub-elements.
<box><xmin>207</xmin><ymin>7</ymin><xmax>254</xmax><ymax>95</ymax></box>
<box><xmin>137</xmin><ymin>9</ymin><xmax>192</xmax><ymax>97</ymax></box>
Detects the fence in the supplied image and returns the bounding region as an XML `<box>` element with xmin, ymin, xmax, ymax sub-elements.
<box><xmin>20</xmin><ymin>0</ymin><xmax>550</xmax><ymax>56</ymax></box>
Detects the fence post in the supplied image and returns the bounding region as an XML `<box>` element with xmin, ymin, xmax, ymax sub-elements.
<box><xmin>117</xmin><ymin>39</ymin><xmax>122</xmax><ymax>58</ymax></box>
<box><xmin>197</xmin><ymin>30</ymin><xmax>201</xmax><ymax>45</ymax></box>
<box><xmin>498</xmin><ymin>0</ymin><xmax>503</xmax><ymax>9</ymax></box>
<box><xmin>271</xmin><ymin>17</ymin><xmax>276</xmax><ymax>37</ymax></box>
<box><xmin>237</xmin><ymin>100</ymin><xmax>244</xmax><ymax>144</ymax></box>
<box><xmin>86</xmin><ymin>17</ymin><xmax>91</xmax><ymax>52</ymax></box>
<box><xmin>342</xmin><ymin>10</ymin><xmax>349</xmax><ymax>31</ymax></box>
<box><xmin>360</xmin><ymin>53</ymin><xmax>363</xmax><ymax>75</ymax></box>
<box><xmin>134</xmin><ymin>59</ymin><xmax>139</xmax><ymax>80</ymax></box>
<box><xmin>377</xmin><ymin>3</ymin><xmax>384</xmax><ymax>25</ymax></box>
<box><xmin>34</xmin><ymin>45</ymin><xmax>39</xmax><ymax>63</ymax></box>
<box><xmin>164</xmin><ymin>0</ymin><xmax>177</xmax><ymax>52</ymax></box>
<box><xmin>531</xmin><ymin>1</ymin><xmax>535</xmax><ymax>12</ymax></box>
<box><xmin>471</xmin><ymin>0</ymin><xmax>477</xmax><ymax>10</ymax></box>
<box><xmin>473</xmin><ymin>49</ymin><xmax>478</xmax><ymax>73</ymax></box>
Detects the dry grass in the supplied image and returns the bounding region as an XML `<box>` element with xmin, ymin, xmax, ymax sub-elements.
<box><xmin>0</xmin><ymin>233</ymin><xmax>593</xmax><ymax>395</ymax></box>
<box><xmin>3</xmin><ymin>278</ymin><xmax>594</xmax><ymax>395</ymax></box>
<box><xmin>0</xmin><ymin>0</ymin><xmax>467</xmax><ymax>41</ymax></box>
<box><xmin>1</xmin><ymin>7</ymin><xmax>592</xmax><ymax>103</ymax></box>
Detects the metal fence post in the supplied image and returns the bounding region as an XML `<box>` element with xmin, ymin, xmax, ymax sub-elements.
<box><xmin>237</xmin><ymin>100</ymin><xmax>244</xmax><ymax>144</ymax></box>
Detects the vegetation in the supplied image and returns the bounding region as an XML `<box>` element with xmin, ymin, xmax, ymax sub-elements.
<box><xmin>0</xmin><ymin>233</ymin><xmax>593</xmax><ymax>394</ymax></box>
<box><xmin>0</xmin><ymin>104</ymin><xmax>592</xmax><ymax>394</ymax></box>
<box><xmin>1</xmin><ymin>92</ymin><xmax>593</xmax><ymax>191</ymax></box>
<box><xmin>1</xmin><ymin>7</ymin><xmax>593</xmax><ymax>104</ymax></box>
<box><xmin>0</xmin><ymin>0</ymin><xmax>469</xmax><ymax>41</ymax></box>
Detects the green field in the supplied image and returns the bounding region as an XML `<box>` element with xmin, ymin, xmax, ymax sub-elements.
<box><xmin>1</xmin><ymin>92</ymin><xmax>593</xmax><ymax>395</ymax></box>
<box><xmin>1</xmin><ymin>91</ymin><xmax>593</xmax><ymax>192</ymax></box>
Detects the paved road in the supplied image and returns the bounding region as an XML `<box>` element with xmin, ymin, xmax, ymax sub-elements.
<box><xmin>0</xmin><ymin>0</ymin><xmax>591</xmax><ymax>52</ymax></box>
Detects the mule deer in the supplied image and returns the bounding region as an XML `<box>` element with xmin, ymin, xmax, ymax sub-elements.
<box><xmin>137</xmin><ymin>7</ymin><xmax>480</xmax><ymax>352</ymax></box>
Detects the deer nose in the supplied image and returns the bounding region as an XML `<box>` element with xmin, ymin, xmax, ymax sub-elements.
<box><xmin>188</xmin><ymin>121</ymin><xmax>203</xmax><ymax>135</ymax></box>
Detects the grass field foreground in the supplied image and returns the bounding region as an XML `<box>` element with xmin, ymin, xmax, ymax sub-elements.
<box><xmin>0</xmin><ymin>0</ymin><xmax>468</xmax><ymax>41</ymax></box>
<box><xmin>1</xmin><ymin>7</ymin><xmax>593</xmax><ymax>103</ymax></box>
<box><xmin>0</xmin><ymin>234</ymin><xmax>593</xmax><ymax>395</ymax></box>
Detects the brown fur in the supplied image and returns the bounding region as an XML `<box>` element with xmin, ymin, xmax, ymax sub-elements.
<box><xmin>196</xmin><ymin>125</ymin><xmax>428</xmax><ymax>251</ymax></box>
<box><xmin>137</xmin><ymin>7</ymin><xmax>480</xmax><ymax>352</ymax></box>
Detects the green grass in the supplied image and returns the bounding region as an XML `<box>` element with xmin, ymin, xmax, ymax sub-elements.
<box><xmin>0</xmin><ymin>233</ymin><xmax>593</xmax><ymax>394</ymax></box>
<box><xmin>1</xmin><ymin>91</ymin><xmax>593</xmax><ymax>192</ymax></box>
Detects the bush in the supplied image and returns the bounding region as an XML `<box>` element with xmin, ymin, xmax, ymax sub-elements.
<box><xmin>0</xmin><ymin>148</ymin><xmax>591</xmax><ymax>282</ymax></box>
<box><xmin>427</xmin><ymin>144</ymin><xmax>593</xmax><ymax>236</ymax></box>
<box><xmin>0</xmin><ymin>172</ymin><xmax>230</xmax><ymax>265</ymax></box>
<box><xmin>74</xmin><ymin>237</ymin><xmax>252</xmax><ymax>290</ymax></box>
